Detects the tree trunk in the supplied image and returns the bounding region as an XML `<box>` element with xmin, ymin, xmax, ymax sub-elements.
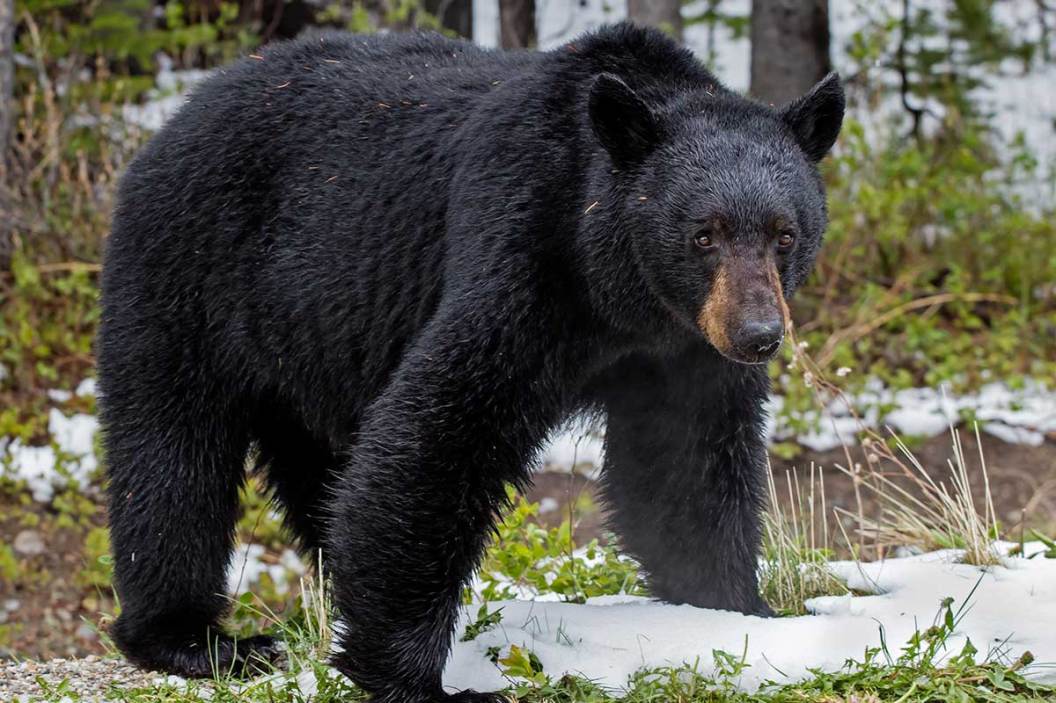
<box><xmin>0</xmin><ymin>0</ymin><xmax>15</xmax><ymax>271</ymax></box>
<box><xmin>750</xmin><ymin>0</ymin><xmax>831</xmax><ymax>105</ymax></box>
<box><xmin>499</xmin><ymin>0</ymin><xmax>536</xmax><ymax>49</ymax></box>
<box><xmin>0</xmin><ymin>0</ymin><xmax>14</xmax><ymax>172</ymax></box>
<box><xmin>423</xmin><ymin>0</ymin><xmax>473</xmax><ymax>38</ymax></box>
<box><xmin>627</xmin><ymin>0</ymin><xmax>682</xmax><ymax>42</ymax></box>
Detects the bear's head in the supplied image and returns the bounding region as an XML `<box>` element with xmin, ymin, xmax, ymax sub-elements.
<box><xmin>587</xmin><ymin>72</ymin><xmax>844</xmax><ymax>365</ymax></box>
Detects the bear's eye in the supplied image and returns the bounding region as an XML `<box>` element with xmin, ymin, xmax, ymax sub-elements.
<box><xmin>693</xmin><ymin>231</ymin><xmax>716</xmax><ymax>250</ymax></box>
<box><xmin>777</xmin><ymin>232</ymin><xmax>796</xmax><ymax>250</ymax></box>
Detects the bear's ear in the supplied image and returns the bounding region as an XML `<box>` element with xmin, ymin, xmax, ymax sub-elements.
<box><xmin>588</xmin><ymin>73</ymin><xmax>663</xmax><ymax>167</ymax></box>
<box><xmin>778</xmin><ymin>72</ymin><xmax>845</xmax><ymax>163</ymax></box>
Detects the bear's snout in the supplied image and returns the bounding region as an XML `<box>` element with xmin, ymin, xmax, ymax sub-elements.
<box><xmin>697</xmin><ymin>261</ymin><xmax>788</xmax><ymax>365</ymax></box>
<box><xmin>730</xmin><ymin>317</ymin><xmax>785</xmax><ymax>361</ymax></box>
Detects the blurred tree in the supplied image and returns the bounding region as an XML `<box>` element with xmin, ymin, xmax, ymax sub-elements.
<box><xmin>0</xmin><ymin>0</ymin><xmax>12</xmax><ymax>167</ymax></box>
<box><xmin>1</xmin><ymin>0</ymin><xmax>13</xmax><ymax>270</ymax></box>
<box><xmin>749</xmin><ymin>0</ymin><xmax>830</xmax><ymax>105</ymax></box>
<box><xmin>685</xmin><ymin>0</ymin><xmax>749</xmax><ymax>70</ymax></box>
<box><xmin>500</xmin><ymin>0</ymin><xmax>535</xmax><ymax>49</ymax></box>
<box><xmin>892</xmin><ymin>0</ymin><xmax>1036</xmax><ymax>139</ymax></box>
<box><xmin>628</xmin><ymin>0</ymin><xmax>682</xmax><ymax>41</ymax></box>
<box><xmin>424</xmin><ymin>0</ymin><xmax>472</xmax><ymax>37</ymax></box>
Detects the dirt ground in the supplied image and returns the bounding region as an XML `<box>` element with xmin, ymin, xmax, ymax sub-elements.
<box><xmin>0</xmin><ymin>500</ymin><xmax>114</xmax><ymax>661</ymax></box>
<box><xmin>2</xmin><ymin>432</ymin><xmax>1054</xmax><ymax>662</ymax></box>
<box><xmin>526</xmin><ymin>431</ymin><xmax>1056</xmax><ymax>549</ymax></box>
<box><xmin>773</xmin><ymin>429</ymin><xmax>1056</xmax><ymax>541</ymax></box>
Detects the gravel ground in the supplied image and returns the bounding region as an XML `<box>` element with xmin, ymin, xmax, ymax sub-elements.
<box><xmin>0</xmin><ymin>656</ymin><xmax>173</xmax><ymax>701</ymax></box>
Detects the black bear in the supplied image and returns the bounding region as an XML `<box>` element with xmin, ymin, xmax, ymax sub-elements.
<box><xmin>99</xmin><ymin>23</ymin><xmax>844</xmax><ymax>703</ymax></box>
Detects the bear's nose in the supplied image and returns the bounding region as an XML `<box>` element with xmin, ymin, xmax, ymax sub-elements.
<box><xmin>735</xmin><ymin>318</ymin><xmax>785</xmax><ymax>359</ymax></box>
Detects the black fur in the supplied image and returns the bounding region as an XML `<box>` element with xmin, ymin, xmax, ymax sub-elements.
<box><xmin>99</xmin><ymin>24</ymin><xmax>843</xmax><ymax>702</ymax></box>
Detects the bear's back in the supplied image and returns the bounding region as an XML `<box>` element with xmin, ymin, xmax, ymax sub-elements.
<box><xmin>189</xmin><ymin>30</ymin><xmax>533</xmax><ymax>115</ymax></box>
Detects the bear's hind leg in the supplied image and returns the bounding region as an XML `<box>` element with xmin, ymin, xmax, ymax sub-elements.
<box><xmin>105</xmin><ymin>386</ymin><xmax>282</xmax><ymax>677</ymax></box>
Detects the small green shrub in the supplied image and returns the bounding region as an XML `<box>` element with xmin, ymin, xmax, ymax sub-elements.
<box><xmin>474</xmin><ymin>494</ymin><xmax>645</xmax><ymax>604</ymax></box>
<box><xmin>460</xmin><ymin>603</ymin><xmax>503</xmax><ymax>642</ymax></box>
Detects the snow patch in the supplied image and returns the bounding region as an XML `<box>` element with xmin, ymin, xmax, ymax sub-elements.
<box><xmin>540</xmin><ymin>417</ymin><xmax>605</xmax><ymax>478</ymax></box>
<box><xmin>1</xmin><ymin>409</ymin><xmax>99</xmax><ymax>502</ymax></box>
<box><xmin>3</xmin><ymin>378</ymin><xmax>1051</xmax><ymax>503</ymax></box>
<box><xmin>226</xmin><ymin>544</ymin><xmax>306</xmax><ymax>595</ymax></box>
<box><xmin>75</xmin><ymin>377</ymin><xmax>97</xmax><ymax>398</ymax></box>
<box><xmin>538</xmin><ymin>497</ymin><xmax>560</xmax><ymax>515</ymax></box>
<box><xmin>445</xmin><ymin>546</ymin><xmax>1056</xmax><ymax>693</ymax></box>
<box><xmin>46</xmin><ymin>389</ymin><xmax>73</xmax><ymax>403</ymax></box>
<box><xmin>766</xmin><ymin>380</ymin><xmax>1056</xmax><ymax>453</ymax></box>
<box><xmin>538</xmin><ymin>380</ymin><xmax>1055</xmax><ymax>477</ymax></box>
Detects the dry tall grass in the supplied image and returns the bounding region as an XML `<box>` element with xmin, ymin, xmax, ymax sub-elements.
<box><xmin>836</xmin><ymin>425</ymin><xmax>1000</xmax><ymax>566</ymax></box>
<box><xmin>782</xmin><ymin>314</ymin><xmax>1003</xmax><ymax>568</ymax></box>
<box><xmin>760</xmin><ymin>463</ymin><xmax>852</xmax><ymax>614</ymax></box>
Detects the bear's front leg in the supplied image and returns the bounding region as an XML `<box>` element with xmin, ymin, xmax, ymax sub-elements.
<box><xmin>596</xmin><ymin>342</ymin><xmax>774</xmax><ymax>616</ymax></box>
<box><xmin>326</xmin><ymin>305</ymin><xmax>569</xmax><ymax>703</ymax></box>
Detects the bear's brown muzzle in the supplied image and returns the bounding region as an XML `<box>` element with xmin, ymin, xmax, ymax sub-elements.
<box><xmin>697</xmin><ymin>260</ymin><xmax>788</xmax><ymax>365</ymax></box>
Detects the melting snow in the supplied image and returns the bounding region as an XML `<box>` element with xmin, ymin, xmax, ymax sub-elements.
<box><xmin>1</xmin><ymin>408</ymin><xmax>99</xmax><ymax>502</ymax></box>
<box><xmin>445</xmin><ymin>543</ymin><xmax>1056</xmax><ymax>693</ymax></box>
<box><xmin>541</xmin><ymin>380</ymin><xmax>1055</xmax><ymax>473</ymax></box>
<box><xmin>226</xmin><ymin>544</ymin><xmax>306</xmax><ymax>595</ymax></box>
<box><xmin>765</xmin><ymin>380</ymin><xmax>1056</xmax><ymax>453</ymax></box>
<box><xmin>540</xmin><ymin>417</ymin><xmax>606</xmax><ymax>479</ymax></box>
<box><xmin>75</xmin><ymin>377</ymin><xmax>97</xmax><ymax>398</ymax></box>
<box><xmin>5</xmin><ymin>379</ymin><xmax>1051</xmax><ymax>694</ymax></box>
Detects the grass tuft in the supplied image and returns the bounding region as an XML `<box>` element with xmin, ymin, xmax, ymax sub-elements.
<box><xmin>760</xmin><ymin>464</ymin><xmax>852</xmax><ymax>615</ymax></box>
<box><xmin>784</xmin><ymin>318</ymin><xmax>1002</xmax><ymax>566</ymax></box>
<box><xmin>836</xmin><ymin>424</ymin><xmax>1001</xmax><ymax>566</ymax></box>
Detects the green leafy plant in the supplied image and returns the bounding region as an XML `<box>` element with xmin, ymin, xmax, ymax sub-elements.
<box><xmin>0</xmin><ymin>543</ymin><xmax>19</xmax><ymax>582</ymax></box>
<box><xmin>461</xmin><ymin>603</ymin><xmax>504</xmax><ymax>642</ymax></box>
<box><xmin>474</xmin><ymin>494</ymin><xmax>644</xmax><ymax>604</ymax></box>
<box><xmin>499</xmin><ymin>643</ymin><xmax>549</xmax><ymax>688</ymax></box>
<box><xmin>77</xmin><ymin>526</ymin><xmax>113</xmax><ymax>589</ymax></box>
